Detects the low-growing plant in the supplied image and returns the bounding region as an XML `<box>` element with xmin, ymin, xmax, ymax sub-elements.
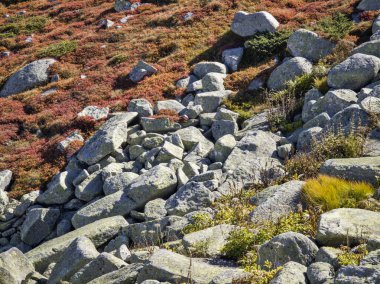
<box><xmin>338</xmin><ymin>245</ymin><xmax>368</xmax><ymax>266</ymax></box>
<box><xmin>303</xmin><ymin>175</ymin><xmax>375</xmax><ymax>212</ymax></box>
<box><xmin>242</xmin><ymin>31</ymin><xmax>292</xmax><ymax>66</ymax></box>
<box><xmin>316</xmin><ymin>13</ymin><xmax>354</xmax><ymax>41</ymax></box>
<box><xmin>0</xmin><ymin>16</ymin><xmax>48</xmax><ymax>38</ymax></box>
<box><xmin>182</xmin><ymin>212</ymin><xmax>214</xmax><ymax>234</ymax></box>
<box><xmin>108</xmin><ymin>54</ymin><xmax>129</xmax><ymax>66</ymax></box>
<box><xmin>37</xmin><ymin>40</ymin><xmax>77</xmax><ymax>58</ymax></box>
<box><xmin>286</xmin><ymin>132</ymin><xmax>365</xmax><ymax>179</ymax></box>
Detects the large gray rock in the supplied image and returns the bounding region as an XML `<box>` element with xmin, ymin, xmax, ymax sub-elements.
<box><xmin>320</xmin><ymin>156</ymin><xmax>380</xmax><ymax>185</ymax></box>
<box><xmin>193</xmin><ymin>62</ymin><xmax>227</xmax><ymax>78</ymax></box>
<box><xmin>373</xmin><ymin>15</ymin><xmax>380</xmax><ymax>34</ymax></box>
<box><xmin>71</xmin><ymin>191</ymin><xmax>137</xmax><ymax>228</ymax></box>
<box><xmin>360</xmin><ymin>249</ymin><xmax>380</xmax><ymax>267</ymax></box>
<box><xmin>316</xmin><ymin>208</ymin><xmax>380</xmax><ymax>248</ymax></box>
<box><xmin>141</xmin><ymin>117</ymin><xmax>181</xmax><ymax>133</ymax></box>
<box><xmin>221</xmin><ymin>131</ymin><xmax>283</xmax><ymax>190</ymax></box>
<box><xmin>202</xmin><ymin>73</ymin><xmax>226</xmax><ymax>92</ymax></box>
<box><xmin>144</xmin><ymin>198</ymin><xmax>167</xmax><ymax>221</ymax></box>
<box><xmin>136</xmin><ymin>249</ymin><xmax>242</xmax><ymax>283</ymax></box>
<box><xmin>0</xmin><ymin>59</ymin><xmax>56</xmax><ymax>97</ymax></box>
<box><xmin>335</xmin><ymin>265</ymin><xmax>380</xmax><ymax>283</ymax></box>
<box><xmin>128</xmin><ymin>99</ymin><xmax>154</xmax><ymax>117</ymax></box>
<box><xmin>26</xmin><ymin>216</ymin><xmax>127</xmax><ymax>272</ymax></box>
<box><xmin>307</xmin><ymin>262</ymin><xmax>335</xmax><ymax>284</ymax></box>
<box><xmin>175</xmin><ymin>126</ymin><xmax>213</xmax><ymax>151</ymax></box>
<box><xmin>327</xmin><ymin>53</ymin><xmax>380</xmax><ymax>90</ymax></box>
<box><xmin>47</xmin><ymin>237</ymin><xmax>99</xmax><ymax>284</ymax></box>
<box><xmin>211</xmin><ymin>119</ymin><xmax>238</xmax><ymax>141</ymax></box>
<box><xmin>250</xmin><ymin>180</ymin><xmax>305</xmax><ymax>223</ymax></box>
<box><xmin>360</xmin><ymin>96</ymin><xmax>380</xmax><ymax>114</ymax></box>
<box><xmin>222</xmin><ymin>47</ymin><xmax>244</xmax><ymax>72</ymax></box>
<box><xmin>211</xmin><ymin>134</ymin><xmax>236</xmax><ymax>163</ymax></box>
<box><xmin>257</xmin><ymin>232</ymin><xmax>318</xmax><ymax>267</ymax></box>
<box><xmin>322</xmin><ymin>89</ymin><xmax>358</xmax><ymax>117</ymax></box>
<box><xmin>358</xmin><ymin>0</ymin><xmax>380</xmax><ymax>11</ymax></box>
<box><xmin>182</xmin><ymin>224</ymin><xmax>236</xmax><ymax>257</ymax></box>
<box><xmin>194</xmin><ymin>91</ymin><xmax>232</xmax><ymax>113</ymax></box>
<box><xmin>297</xmin><ymin>127</ymin><xmax>322</xmax><ymax>152</ymax></box>
<box><xmin>37</xmin><ymin>171</ymin><xmax>74</xmax><ymax>205</ymax></box>
<box><xmin>165</xmin><ymin>181</ymin><xmax>214</xmax><ymax>216</ymax></box>
<box><xmin>103</xmin><ymin>172</ymin><xmax>139</xmax><ymax>195</ymax></box>
<box><xmin>155</xmin><ymin>100</ymin><xmax>185</xmax><ymax>114</ymax></box>
<box><xmin>231</xmin><ymin>11</ymin><xmax>279</xmax><ymax>37</ymax></box>
<box><xmin>0</xmin><ymin>170</ymin><xmax>12</xmax><ymax>192</ymax></box>
<box><xmin>315</xmin><ymin>247</ymin><xmax>342</xmax><ymax>270</ymax></box>
<box><xmin>78</xmin><ymin>106</ymin><xmax>109</xmax><ymax>121</ymax></box>
<box><xmin>77</xmin><ymin>113</ymin><xmax>138</xmax><ymax>165</ymax></box>
<box><xmin>287</xmin><ymin>29</ymin><xmax>335</xmax><ymax>62</ymax></box>
<box><xmin>75</xmin><ymin>170</ymin><xmax>103</xmax><ymax>202</ymax></box>
<box><xmin>20</xmin><ymin>208</ymin><xmax>60</xmax><ymax>246</ymax></box>
<box><xmin>129</xmin><ymin>60</ymin><xmax>157</xmax><ymax>83</ymax></box>
<box><xmin>70</xmin><ymin>252</ymin><xmax>127</xmax><ymax>284</ymax></box>
<box><xmin>352</xmin><ymin>40</ymin><xmax>380</xmax><ymax>59</ymax></box>
<box><xmin>114</xmin><ymin>0</ymin><xmax>132</xmax><ymax>12</ymax></box>
<box><xmin>0</xmin><ymin>247</ymin><xmax>35</xmax><ymax>284</ymax></box>
<box><xmin>267</xmin><ymin>57</ymin><xmax>313</xmax><ymax>91</ymax></box>
<box><xmin>270</xmin><ymin>261</ymin><xmax>307</xmax><ymax>284</ymax></box>
<box><xmin>87</xmin><ymin>263</ymin><xmax>143</xmax><ymax>284</ymax></box>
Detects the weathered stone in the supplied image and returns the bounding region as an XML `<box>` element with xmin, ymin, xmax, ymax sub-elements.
<box><xmin>129</xmin><ymin>60</ymin><xmax>157</xmax><ymax>83</ymax></box>
<box><xmin>0</xmin><ymin>59</ymin><xmax>57</xmax><ymax>97</ymax></box>
<box><xmin>165</xmin><ymin>182</ymin><xmax>214</xmax><ymax>216</ymax></box>
<box><xmin>231</xmin><ymin>11</ymin><xmax>279</xmax><ymax>37</ymax></box>
<box><xmin>141</xmin><ymin>117</ymin><xmax>181</xmax><ymax>133</ymax></box>
<box><xmin>75</xmin><ymin>170</ymin><xmax>103</xmax><ymax>202</ymax></box>
<box><xmin>78</xmin><ymin>106</ymin><xmax>109</xmax><ymax>121</ymax></box>
<box><xmin>211</xmin><ymin>134</ymin><xmax>236</xmax><ymax>163</ymax></box>
<box><xmin>144</xmin><ymin>198</ymin><xmax>167</xmax><ymax>221</ymax></box>
<box><xmin>103</xmin><ymin>172</ymin><xmax>139</xmax><ymax>195</ymax></box>
<box><xmin>155</xmin><ymin>100</ymin><xmax>185</xmax><ymax>114</ymax></box>
<box><xmin>326</xmin><ymin>104</ymin><xmax>370</xmax><ymax>134</ymax></box>
<box><xmin>327</xmin><ymin>53</ymin><xmax>380</xmax><ymax>90</ymax></box>
<box><xmin>77</xmin><ymin>113</ymin><xmax>138</xmax><ymax>165</ymax></box>
<box><xmin>297</xmin><ymin>127</ymin><xmax>323</xmax><ymax>152</ymax></box>
<box><xmin>194</xmin><ymin>91</ymin><xmax>232</xmax><ymax>113</ymax></box>
<box><xmin>320</xmin><ymin>157</ymin><xmax>380</xmax><ymax>185</ymax></box>
<box><xmin>182</xmin><ymin>224</ymin><xmax>236</xmax><ymax>257</ymax></box>
<box><xmin>268</xmin><ymin>57</ymin><xmax>313</xmax><ymax>91</ymax></box>
<box><xmin>373</xmin><ymin>15</ymin><xmax>380</xmax><ymax>34</ymax></box>
<box><xmin>360</xmin><ymin>249</ymin><xmax>380</xmax><ymax>267</ymax></box>
<box><xmin>36</xmin><ymin>171</ymin><xmax>74</xmax><ymax>205</ymax></box>
<box><xmin>70</xmin><ymin>252</ymin><xmax>127</xmax><ymax>284</ymax></box>
<box><xmin>335</xmin><ymin>265</ymin><xmax>380</xmax><ymax>284</ymax></box>
<box><xmin>250</xmin><ymin>180</ymin><xmax>305</xmax><ymax>223</ymax></box>
<box><xmin>316</xmin><ymin>208</ymin><xmax>380</xmax><ymax>248</ymax></box>
<box><xmin>315</xmin><ymin>247</ymin><xmax>342</xmax><ymax>270</ymax></box>
<box><xmin>0</xmin><ymin>170</ymin><xmax>12</xmax><ymax>193</ymax></box>
<box><xmin>257</xmin><ymin>232</ymin><xmax>318</xmax><ymax>267</ymax></box>
<box><xmin>353</xmin><ymin>39</ymin><xmax>380</xmax><ymax>60</ymax></box>
<box><xmin>202</xmin><ymin>73</ymin><xmax>225</xmax><ymax>92</ymax></box>
<box><xmin>323</xmin><ymin>89</ymin><xmax>358</xmax><ymax>116</ymax></box>
<box><xmin>287</xmin><ymin>29</ymin><xmax>335</xmax><ymax>62</ymax></box>
<box><xmin>303</xmin><ymin>112</ymin><xmax>330</xmax><ymax>130</ymax></box>
<box><xmin>136</xmin><ymin>249</ymin><xmax>242</xmax><ymax>283</ymax></box>
<box><xmin>26</xmin><ymin>216</ymin><xmax>127</xmax><ymax>272</ymax></box>
<box><xmin>58</xmin><ymin>131</ymin><xmax>84</xmax><ymax>152</ymax></box>
<box><xmin>211</xmin><ymin>120</ymin><xmax>238</xmax><ymax>141</ymax></box>
<box><xmin>358</xmin><ymin>0</ymin><xmax>380</xmax><ymax>11</ymax></box>
<box><xmin>87</xmin><ymin>263</ymin><xmax>143</xmax><ymax>284</ymax></box>
<box><xmin>270</xmin><ymin>261</ymin><xmax>307</xmax><ymax>284</ymax></box>
<box><xmin>0</xmin><ymin>247</ymin><xmax>35</xmax><ymax>284</ymax></box>
<box><xmin>360</xmin><ymin>96</ymin><xmax>380</xmax><ymax>114</ymax></box>
<box><xmin>222</xmin><ymin>47</ymin><xmax>244</xmax><ymax>72</ymax></box>
<box><xmin>128</xmin><ymin>99</ymin><xmax>154</xmax><ymax>118</ymax></box>
<box><xmin>307</xmin><ymin>262</ymin><xmax>335</xmax><ymax>284</ymax></box>
<box><xmin>155</xmin><ymin>141</ymin><xmax>184</xmax><ymax>163</ymax></box>
<box><xmin>21</xmin><ymin>208</ymin><xmax>60</xmax><ymax>246</ymax></box>
<box><xmin>193</xmin><ymin>62</ymin><xmax>227</xmax><ymax>78</ymax></box>
<box><xmin>47</xmin><ymin>237</ymin><xmax>99</xmax><ymax>284</ymax></box>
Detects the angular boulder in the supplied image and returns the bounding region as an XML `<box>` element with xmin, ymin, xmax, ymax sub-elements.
<box><xmin>0</xmin><ymin>59</ymin><xmax>56</xmax><ymax>97</ymax></box>
<box><xmin>327</xmin><ymin>53</ymin><xmax>380</xmax><ymax>90</ymax></box>
<box><xmin>231</xmin><ymin>11</ymin><xmax>279</xmax><ymax>37</ymax></box>
<box><xmin>87</xmin><ymin>263</ymin><xmax>143</xmax><ymax>284</ymax></box>
<box><xmin>0</xmin><ymin>247</ymin><xmax>35</xmax><ymax>284</ymax></box>
<box><xmin>128</xmin><ymin>98</ymin><xmax>154</xmax><ymax>118</ymax></box>
<box><xmin>270</xmin><ymin>261</ymin><xmax>307</xmax><ymax>284</ymax></box>
<box><xmin>77</xmin><ymin>112</ymin><xmax>138</xmax><ymax>165</ymax></box>
<box><xmin>193</xmin><ymin>62</ymin><xmax>227</xmax><ymax>78</ymax></box>
<box><xmin>222</xmin><ymin>47</ymin><xmax>244</xmax><ymax>72</ymax></box>
<box><xmin>194</xmin><ymin>91</ymin><xmax>232</xmax><ymax>113</ymax></box>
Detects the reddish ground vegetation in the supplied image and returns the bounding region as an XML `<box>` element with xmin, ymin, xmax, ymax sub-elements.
<box><xmin>0</xmin><ymin>0</ymin><xmax>372</xmax><ymax>197</ymax></box>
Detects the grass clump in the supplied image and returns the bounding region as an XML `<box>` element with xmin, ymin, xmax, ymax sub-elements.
<box><xmin>0</xmin><ymin>16</ymin><xmax>48</xmax><ymax>38</ymax></box>
<box><xmin>108</xmin><ymin>54</ymin><xmax>129</xmax><ymax>66</ymax></box>
<box><xmin>37</xmin><ymin>40</ymin><xmax>77</xmax><ymax>58</ymax></box>
<box><xmin>286</xmin><ymin>132</ymin><xmax>365</xmax><ymax>179</ymax></box>
<box><xmin>338</xmin><ymin>245</ymin><xmax>368</xmax><ymax>266</ymax></box>
<box><xmin>303</xmin><ymin>175</ymin><xmax>375</xmax><ymax>212</ymax></box>
<box><xmin>242</xmin><ymin>31</ymin><xmax>292</xmax><ymax>66</ymax></box>
<box><xmin>316</xmin><ymin>13</ymin><xmax>354</xmax><ymax>41</ymax></box>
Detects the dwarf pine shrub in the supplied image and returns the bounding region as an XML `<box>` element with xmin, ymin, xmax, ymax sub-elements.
<box><xmin>303</xmin><ymin>175</ymin><xmax>375</xmax><ymax>212</ymax></box>
<box><xmin>243</xmin><ymin>31</ymin><xmax>291</xmax><ymax>66</ymax></box>
<box><xmin>37</xmin><ymin>40</ymin><xmax>77</xmax><ymax>58</ymax></box>
<box><xmin>317</xmin><ymin>13</ymin><xmax>354</xmax><ymax>41</ymax></box>
<box><xmin>0</xmin><ymin>16</ymin><xmax>48</xmax><ymax>38</ymax></box>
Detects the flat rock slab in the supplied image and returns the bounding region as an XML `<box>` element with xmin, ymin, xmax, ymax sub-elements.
<box><xmin>316</xmin><ymin>208</ymin><xmax>380</xmax><ymax>248</ymax></box>
<box><xmin>87</xmin><ymin>263</ymin><xmax>143</xmax><ymax>284</ymax></box>
<box><xmin>320</xmin><ymin>156</ymin><xmax>380</xmax><ymax>185</ymax></box>
<box><xmin>0</xmin><ymin>247</ymin><xmax>35</xmax><ymax>284</ymax></box>
<box><xmin>77</xmin><ymin>112</ymin><xmax>138</xmax><ymax>165</ymax></box>
<box><xmin>26</xmin><ymin>216</ymin><xmax>127</xmax><ymax>272</ymax></box>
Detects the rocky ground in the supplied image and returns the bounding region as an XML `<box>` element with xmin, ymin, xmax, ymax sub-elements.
<box><xmin>1</xmin><ymin>0</ymin><xmax>380</xmax><ymax>283</ymax></box>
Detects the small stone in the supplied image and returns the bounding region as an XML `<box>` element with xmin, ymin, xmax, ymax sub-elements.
<box><xmin>77</xmin><ymin>106</ymin><xmax>109</xmax><ymax>121</ymax></box>
<box><xmin>231</xmin><ymin>11</ymin><xmax>279</xmax><ymax>37</ymax></box>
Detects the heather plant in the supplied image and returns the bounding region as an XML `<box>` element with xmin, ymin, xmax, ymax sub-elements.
<box><xmin>37</xmin><ymin>40</ymin><xmax>78</xmax><ymax>58</ymax></box>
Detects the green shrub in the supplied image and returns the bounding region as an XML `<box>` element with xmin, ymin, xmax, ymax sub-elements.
<box><xmin>317</xmin><ymin>13</ymin><xmax>354</xmax><ymax>41</ymax></box>
<box><xmin>182</xmin><ymin>212</ymin><xmax>214</xmax><ymax>234</ymax></box>
<box><xmin>338</xmin><ymin>245</ymin><xmax>368</xmax><ymax>266</ymax></box>
<box><xmin>37</xmin><ymin>40</ymin><xmax>77</xmax><ymax>58</ymax></box>
<box><xmin>108</xmin><ymin>54</ymin><xmax>129</xmax><ymax>66</ymax></box>
<box><xmin>286</xmin><ymin>132</ymin><xmax>365</xmax><ymax>179</ymax></box>
<box><xmin>243</xmin><ymin>31</ymin><xmax>292</xmax><ymax>66</ymax></box>
<box><xmin>0</xmin><ymin>16</ymin><xmax>48</xmax><ymax>38</ymax></box>
<box><xmin>303</xmin><ymin>175</ymin><xmax>375</xmax><ymax>212</ymax></box>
